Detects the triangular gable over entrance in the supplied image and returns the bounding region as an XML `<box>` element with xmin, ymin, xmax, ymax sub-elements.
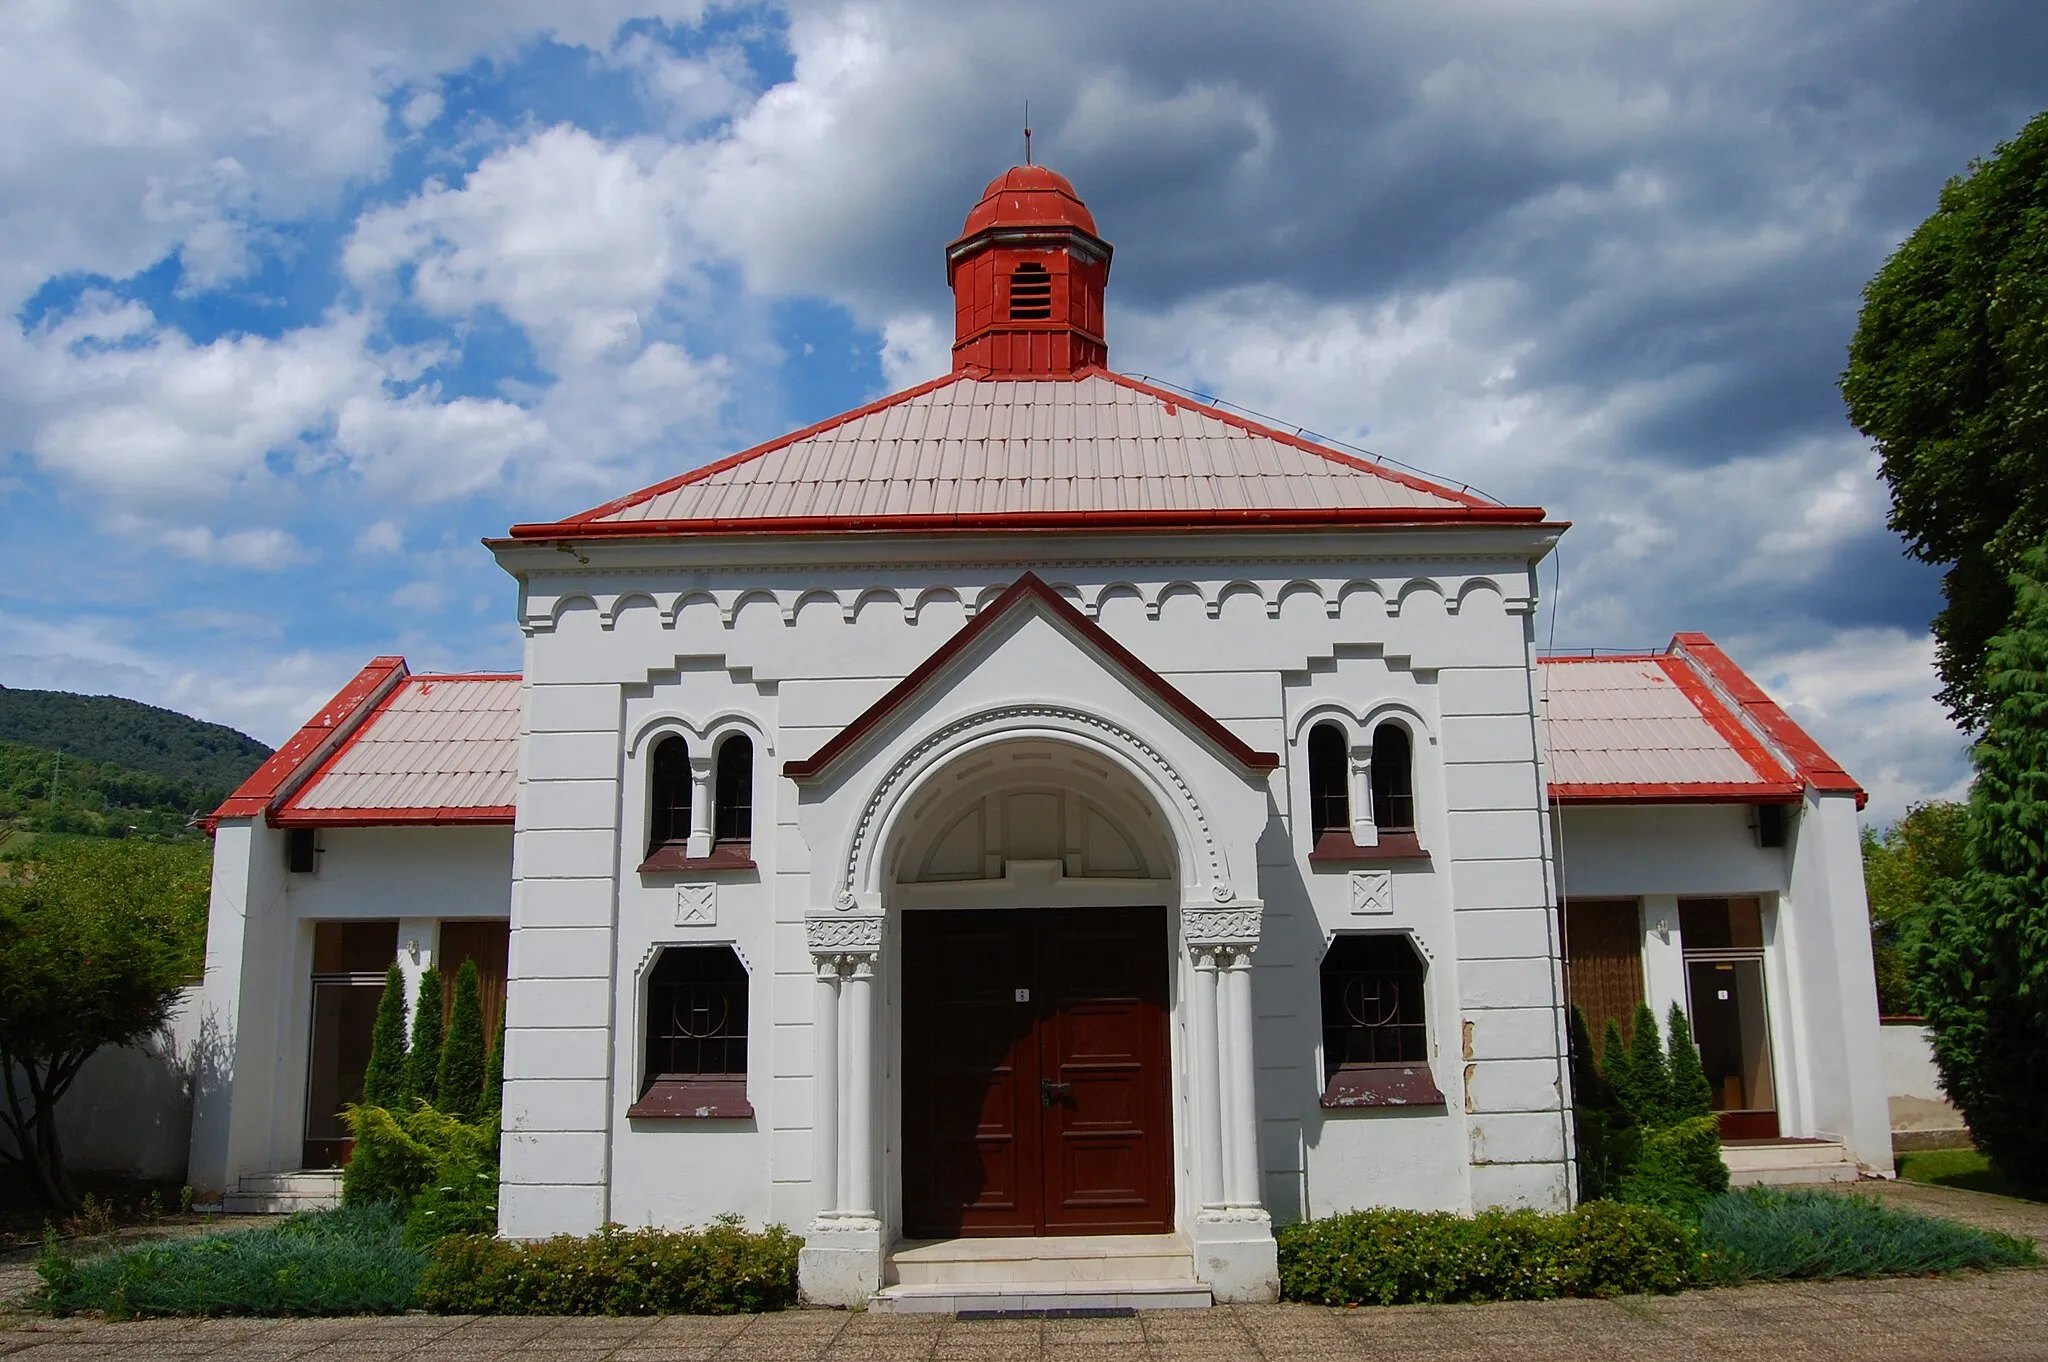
<box><xmin>783</xmin><ymin>572</ymin><xmax>1281</xmax><ymax>782</ymax></box>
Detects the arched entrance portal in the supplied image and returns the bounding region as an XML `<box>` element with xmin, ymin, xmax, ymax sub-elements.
<box><xmin>884</xmin><ymin>738</ymin><xmax>1180</xmax><ymax>1239</ymax></box>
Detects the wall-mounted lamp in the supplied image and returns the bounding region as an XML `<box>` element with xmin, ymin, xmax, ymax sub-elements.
<box><xmin>406</xmin><ymin>938</ymin><xmax>421</xmax><ymax>963</ymax></box>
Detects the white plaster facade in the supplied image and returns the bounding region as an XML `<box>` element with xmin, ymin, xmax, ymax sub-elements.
<box><xmin>187</xmin><ymin>163</ymin><xmax>1889</xmax><ymax>1308</ymax></box>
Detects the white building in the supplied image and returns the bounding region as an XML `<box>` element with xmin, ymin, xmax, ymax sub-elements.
<box><xmin>189</xmin><ymin>166</ymin><xmax>1890</xmax><ymax>1309</ymax></box>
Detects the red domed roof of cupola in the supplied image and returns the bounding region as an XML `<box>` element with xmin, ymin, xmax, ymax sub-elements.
<box><xmin>958</xmin><ymin>164</ymin><xmax>1100</xmax><ymax>237</ymax></box>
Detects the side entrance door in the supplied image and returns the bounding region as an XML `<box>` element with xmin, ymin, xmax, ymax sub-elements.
<box><xmin>901</xmin><ymin>905</ymin><xmax>1173</xmax><ymax>1238</ymax></box>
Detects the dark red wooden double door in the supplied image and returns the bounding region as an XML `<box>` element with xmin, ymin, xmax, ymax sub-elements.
<box><xmin>901</xmin><ymin>906</ymin><xmax>1173</xmax><ymax>1238</ymax></box>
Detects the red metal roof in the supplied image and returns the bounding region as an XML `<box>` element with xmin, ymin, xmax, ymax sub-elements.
<box><xmin>275</xmin><ymin>675</ymin><xmax>521</xmax><ymax>826</ymax></box>
<box><xmin>1540</xmin><ymin>638</ymin><xmax>1864</xmax><ymax>806</ymax></box>
<box><xmin>509</xmin><ymin>369</ymin><xmax>1545</xmax><ymax>540</ymax></box>
<box><xmin>210</xmin><ymin>657</ymin><xmax>409</xmax><ymax>823</ymax></box>
<box><xmin>957</xmin><ymin>165</ymin><xmax>1100</xmax><ymax>238</ymax></box>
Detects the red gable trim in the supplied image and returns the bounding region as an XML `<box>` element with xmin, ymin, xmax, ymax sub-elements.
<box><xmin>1549</xmin><ymin>783</ymin><xmax>1805</xmax><ymax>805</ymax></box>
<box><xmin>272</xmin><ymin>805</ymin><xmax>516</xmax><ymax>828</ymax></box>
<box><xmin>210</xmin><ymin>657</ymin><xmax>410</xmax><ymax>824</ymax></box>
<box><xmin>1672</xmin><ymin>633</ymin><xmax>1866</xmax><ymax>806</ymax></box>
<box><xmin>784</xmin><ymin>572</ymin><xmax>1281</xmax><ymax>782</ymax></box>
<box><xmin>1655</xmin><ymin>655</ymin><xmax>1796</xmax><ymax>787</ymax></box>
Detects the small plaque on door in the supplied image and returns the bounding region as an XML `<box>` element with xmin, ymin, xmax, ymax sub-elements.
<box><xmin>1015</xmin><ymin>988</ymin><xmax>1031</xmax><ymax>1003</ymax></box>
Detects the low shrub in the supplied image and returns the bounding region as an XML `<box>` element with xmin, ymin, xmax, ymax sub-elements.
<box><xmin>33</xmin><ymin>1205</ymin><xmax>424</xmax><ymax>1318</ymax></box>
<box><xmin>1617</xmin><ymin>1115</ymin><xmax>1731</xmax><ymax>1219</ymax></box>
<box><xmin>1695</xmin><ymin>1186</ymin><xmax>2038</xmax><ymax>1283</ymax></box>
<box><xmin>1277</xmin><ymin>1201</ymin><xmax>1695</xmax><ymax>1306</ymax></box>
<box><xmin>418</xmin><ymin>1216</ymin><xmax>800</xmax><ymax>1315</ymax></box>
<box><xmin>341</xmin><ymin>1101</ymin><xmax>496</xmax><ymax>1245</ymax></box>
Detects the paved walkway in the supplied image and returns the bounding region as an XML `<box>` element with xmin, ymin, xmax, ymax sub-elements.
<box><xmin>1</xmin><ymin>1182</ymin><xmax>2041</xmax><ymax>1360</ymax></box>
<box><xmin>0</xmin><ymin>1274</ymin><xmax>2044</xmax><ymax>1362</ymax></box>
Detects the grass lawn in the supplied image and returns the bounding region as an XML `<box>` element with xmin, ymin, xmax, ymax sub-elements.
<box><xmin>1897</xmin><ymin>1149</ymin><xmax>2048</xmax><ymax>1203</ymax></box>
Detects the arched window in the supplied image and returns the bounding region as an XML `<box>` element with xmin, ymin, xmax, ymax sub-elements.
<box><xmin>1370</xmin><ymin>722</ymin><xmax>1415</xmax><ymax>831</ymax></box>
<box><xmin>1307</xmin><ymin>722</ymin><xmax>1350</xmax><ymax>837</ymax></box>
<box><xmin>648</xmin><ymin>735</ymin><xmax>692</xmax><ymax>855</ymax></box>
<box><xmin>1008</xmin><ymin>261</ymin><xmax>1052</xmax><ymax>320</ymax></box>
<box><xmin>1319</xmin><ymin>933</ymin><xmax>1443</xmax><ymax>1108</ymax></box>
<box><xmin>714</xmin><ymin>734</ymin><xmax>753</xmax><ymax>846</ymax></box>
<box><xmin>627</xmin><ymin>945</ymin><xmax>752</xmax><ymax>1119</ymax></box>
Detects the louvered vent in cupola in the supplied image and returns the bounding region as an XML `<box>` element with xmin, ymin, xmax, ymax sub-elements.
<box><xmin>1007</xmin><ymin>262</ymin><xmax>1053</xmax><ymax>320</ymax></box>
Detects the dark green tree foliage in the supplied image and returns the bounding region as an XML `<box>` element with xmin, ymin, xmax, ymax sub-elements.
<box><xmin>1567</xmin><ymin>1006</ymin><xmax>1630</xmax><ymax>1203</ymax></box>
<box><xmin>0</xmin><ymin>840</ymin><xmax>207</xmax><ymax>1206</ymax></box>
<box><xmin>1607</xmin><ymin>1003</ymin><xmax>1673</xmax><ymax>1128</ymax></box>
<box><xmin>0</xmin><ymin>740</ymin><xmax>222</xmax><ymax>841</ymax></box>
<box><xmin>362</xmin><ymin>967</ymin><xmax>409</xmax><ymax>1109</ymax></box>
<box><xmin>1664</xmin><ymin>1004</ymin><xmax>1714</xmax><ymax>1120</ymax></box>
<box><xmin>1862</xmin><ymin>801</ymin><xmax>1971</xmax><ymax>1014</ymax></box>
<box><xmin>403</xmin><ymin>969</ymin><xmax>444</xmax><ymax>1107</ymax></box>
<box><xmin>437</xmin><ymin>961</ymin><xmax>486</xmax><ymax>1121</ymax></box>
<box><xmin>1598</xmin><ymin>1017</ymin><xmax>1632</xmax><ymax>1109</ymax></box>
<box><xmin>0</xmin><ymin>687</ymin><xmax>271</xmax><ymax>793</ymax></box>
<box><xmin>483</xmin><ymin>1020</ymin><xmax>505</xmax><ymax>1119</ymax></box>
<box><xmin>1843</xmin><ymin>109</ymin><xmax>2048</xmax><ymax>728</ymax></box>
<box><xmin>1916</xmin><ymin>541</ymin><xmax>2048</xmax><ymax>1190</ymax></box>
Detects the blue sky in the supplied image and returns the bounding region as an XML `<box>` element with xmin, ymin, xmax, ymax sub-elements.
<box><xmin>1</xmin><ymin>0</ymin><xmax>2043</xmax><ymax>822</ymax></box>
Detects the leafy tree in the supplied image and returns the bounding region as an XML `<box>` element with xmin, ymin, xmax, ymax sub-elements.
<box><xmin>438</xmin><ymin>961</ymin><xmax>486</xmax><ymax>1121</ymax></box>
<box><xmin>1664</xmin><ymin>1004</ymin><xmax>1714</xmax><ymax>1120</ymax></box>
<box><xmin>1862</xmin><ymin>801</ymin><xmax>1971</xmax><ymax>1014</ymax></box>
<box><xmin>0</xmin><ymin>839</ymin><xmax>207</xmax><ymax>1206</ymax></box>
<box><xmin>0</xmin><ymin>687</ymin><xmax>270</xmax><ymax>793</ymax></box>
<box><xmin>403</xmin><ymin>968</ymin><xmax>444</xmax><ymax>1108</ymax></box>
<box><xmin>362</xmin><ymin>966</ymin><xmax>409</xmax><ymax>1109</ymax></box>
<box><xmin>1843</xmin><ymin>109</ymin><xmax>2048</xmax><ymax>728</ymax></box>
<box><xmin>1916</xmin><ymin>541</ymin><xmax>2048</xmax><ymax>1190</ymax></box>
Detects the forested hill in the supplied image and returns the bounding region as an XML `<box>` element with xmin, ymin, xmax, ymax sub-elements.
<box><xmin>0</xmin><ymin>687</ymin><xmax>271</xmax><ymax>791</ymax></box>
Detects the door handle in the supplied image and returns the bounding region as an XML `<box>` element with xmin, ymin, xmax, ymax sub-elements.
<box><xmin>1040</xmin><ymin>1079</ymin><xmax>1074</xmax><ymax>1108</ymax></box>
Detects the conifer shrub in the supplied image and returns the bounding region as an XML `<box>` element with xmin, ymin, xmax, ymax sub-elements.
<box><xmin>33</xmin><ymin>1205</ymin><xmax>424</xmax><ymax>1318</ymax></box>
<box><xmin>1696</xmin><ymin>1187</ymin><xmax>2038</xmax><ymax>1282</ymax></box>
<box><xmin>403</xmin><ymin>967</ymin><xmax>444</xmax><ymax>1106</ymax></box>
<box><xmin>1569</xmin><ymin>1002</ymin><xmax>1727</xmax><ymax>1214</ymax></box>
<box><xmin>483</xmin><ymin>1019</ymin><xmax>505</xmax><ymax>1117</ymax></box>
<box><xmin>1913</xmin><ymin>539</ymin><xmax>2048</xmax><ymax>1192</ymax></box>
<box><xmin>417</xmin><ymin>1218</ymin><xmax>801</xmax><ymax>1315</ymax></box>
<box><xmin>340</xmin><ymin>1102</ymin><xmax>496</xmax><ymax>1247</ymax></box>
<box><xmin>362</xmin><ymin>965</ymin><xmax>409</xmax><ymax>1109</ymax></box>
<box><xmin>1277</xmin><ymin>1202</ymin><xmax>1694</xmax><ymax>1305</ymax></box>
<box><xmin>438</xmin><ymin>961</ymin><xmax>486</xmax><ymax>1120</ymax></box>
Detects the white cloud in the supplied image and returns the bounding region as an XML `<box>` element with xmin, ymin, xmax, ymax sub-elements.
<box><xmin>355</xmin><ymin>519</ymin><xmax>404</xmax><ymax>555</ymax></box>
<box><xmin>878</xmin><ymin>312</ymin><xmax>946</xmax><ymax>391</ymax></box>
<box><xmin>158</xmin><ymin>524</ymin><xmax>312</xmax><ymax>569</ymax></box>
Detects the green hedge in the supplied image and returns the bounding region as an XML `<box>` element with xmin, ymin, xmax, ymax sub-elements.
<box><xmin>34</xmin><ymin>1205</ymin><xmax>424</xmax><ymax>1318</ymax></box>
<box><xmin>1277</xmin><ymin>1201</ymin><xmax>1696</xmax><ymax>1306</ymax></box>
<box><xmin>418</xmin><ymin>1217</ymin><xmax>801</xmax><ymax>1315</ymax></box>
<box><xmin>1697</xmin><ymin>1186</ymin><xmax>2039</xmax><ymax>1282</ymax></box>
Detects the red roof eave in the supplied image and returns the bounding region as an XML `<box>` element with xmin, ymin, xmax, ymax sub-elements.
<box><xmin>208</xmin><ymin>657</ymin><xmax>410</xmax><ymax>826</ymax></box>
<box><xmin>785</xmin><ymin>571</ymin><xmax>1280</xmax><ymax>782</ymax></box>
<box><xmin>507</xmin><ymin>504</ymin><xmax>1553</xmax><ymax>540</ymax></box>
<box><xmin>271</xmin><ymin>805</ymin><xmax>516</xmax><ymax>828</ymax></box>
<box><xmin>1548</xmin><ymin>782</ymin><xmax>1807</xmax><ymax>805</ymax></box>
<box><xmin>1673</xmin><ymin>633</ymin><xmax>1865</xmax><ymax>805</ymax></box>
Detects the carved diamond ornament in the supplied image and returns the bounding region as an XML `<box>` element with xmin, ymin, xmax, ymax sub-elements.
<box><xmin>675</xmin><ymin>883</ymin><xmax>716</xmax><ymax>927</ymax></box>
<box><xmin>1350</xmin><ymin>870</ymin><xmax>1393</xmax><ymax>916</ymax></box>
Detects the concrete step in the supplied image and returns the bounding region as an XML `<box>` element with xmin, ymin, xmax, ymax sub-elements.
<box><xmin>223</xmin><ymin>1170</ymin><xmax>344</xmax><ymax>1213</ymax></box>
<box><xmin>871</xmin><ymin>1280</ymin><xmax>1213</xmax><ymax>1314</ymax></box>
<box><xmin>1723</xmin><ymin>1139</ymin><xmax>1861</xmax><ymax>1186</ymax></box>
<box><xmin>874</xmin><ymin>1233</ymin><xmax>1210</xmax><ymax>1313</ymax></box>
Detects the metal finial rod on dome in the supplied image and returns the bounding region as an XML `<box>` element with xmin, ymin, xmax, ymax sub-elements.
<box><xmin>1024</xmin><ymin>99</ymin><xmax>1032</xmax><ymax>165</ymax></box>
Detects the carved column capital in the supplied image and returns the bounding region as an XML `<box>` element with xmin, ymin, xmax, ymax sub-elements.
<box><xmin>1181</xmin><ymin>902</ymin><xmax>1263</xmax><ymax>956</ymax></box>
<box><xmin>806</xmin><ymin>914</ymin><xmax>883</xmax><ymax>960</ymax></box>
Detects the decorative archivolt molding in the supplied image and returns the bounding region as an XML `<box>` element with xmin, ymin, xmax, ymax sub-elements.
<box><xmin>523</xmin><ymin>573</ymin><xmax>1529</xmax><ymax>634</ymax></box>
<box><xmin>837</xmin><ymin>704</ymin><xmax>1229</xmax><ymax>909</ymax></box>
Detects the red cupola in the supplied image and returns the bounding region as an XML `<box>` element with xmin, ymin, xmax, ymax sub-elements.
<box><xmin>946</xmin><ymin>165</ymin><xmax>1112</xmax><ymax>377</ymax></box>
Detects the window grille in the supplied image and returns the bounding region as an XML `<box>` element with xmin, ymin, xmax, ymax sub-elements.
<box><xmin>1320</xmin><ymin>934</ymin><xmax>1429</xmax><ymax>1077</ymax></box>
<box><xmin>648</xmin><ymin>735</ymin><xmax>691</xmax><ymax>855</ymax></box>
<box><xmin>1307</xmin><ymin>722</ymin><xmax>1350</xmax><ymax>836</ymax></box>
<box><xmin>1370</xmin><ymin>722</ymin><xmax>1415</xmax><ymax>831</ymax></box>
<box><xmin>644</xmin><ymin>946</ymin><xmax>749</xmax><ymax>1084</ymax></box>
<box><xmin>714</xmin><ymin>734</ymin><xmax>753</xmax><ymax>844</ymax></box>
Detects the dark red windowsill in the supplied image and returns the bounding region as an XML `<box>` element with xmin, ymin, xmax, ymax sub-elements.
<box><xmin>1320</xmin><ymin>1062</ymin><xmax>1446</xmax><ymax>1109</ymax></box>
<box><xmin>1308</xmin><ymin>830</ymin><xmax>1430</xmax><ymax>863</ymax></box>
<box><xmin>625</xmin><ymin>1078</ymin><xmax>755</xmax><ymax>1120</ymax></box>
<box><xmin>637</xmin><ymin>842</ymin><xmax>756</xmax><ymax>874</ymax></box>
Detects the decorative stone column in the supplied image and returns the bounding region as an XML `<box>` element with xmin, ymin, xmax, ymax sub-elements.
<box><xmin>1180</xmin><ymin>901</ymin><xmax>1279</xmax><ymax>1304</ymax></box>
<box><xmin>685</xmin><ymin>751</ymin><xmax>715</xmax><ymax>859</ymax></box>
<box><xmin>797</xmin><ymin>914</ymin><xmax>885</xmax><ymax>1308</ymax></box>
<box><xmin>1349</xmin><ymin>740</ymin><xmax>1378</xmax><ymax>847</ymax></box>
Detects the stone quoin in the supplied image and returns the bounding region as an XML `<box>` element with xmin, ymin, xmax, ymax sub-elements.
<box><xmin>189</xmin><ymin>165</ymin><xmax>1891</xmax><ymax>1309</ymax></box>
